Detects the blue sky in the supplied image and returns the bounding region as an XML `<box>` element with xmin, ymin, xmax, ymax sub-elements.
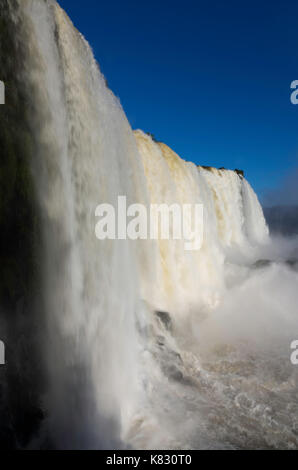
<box><xmin>58</xmin><ymin>0</ymin><xmax>298</xmax><ymax>203</ymax></box>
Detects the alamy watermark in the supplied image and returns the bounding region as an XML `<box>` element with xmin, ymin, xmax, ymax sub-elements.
<box><xmin>0</xmin><ymin>340</ymin><xmax>5</xmax><ymax>365</ymax></box>
<box><xmin>290</xmin><ymin>80</ymin><xmax>298</xmax><ymax>104</ymax></box>
<box><xmin>291</xmin><ymin>340</ymin><xmax>298</xmax><ymax>365</ymax></box>
<box><xmin>0</xmin><ymin>80</ymin><xmax>5</xmax><ymax>105</ymax></box>
<box><xmin>95</xmin><ymin>196</ymin><xmax>204</xmax><ymax>251</ymax></box>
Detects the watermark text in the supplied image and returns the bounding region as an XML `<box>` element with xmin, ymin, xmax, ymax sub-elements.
<box><xmin>0</xmin><ymin>340</ymin><xmax>5</xmax><ymax>365</ymax></box>
<box><xmin>291</xmin><ymin>340</ymin><xmax>298</xmax><ymax>365</ymax></box>
<box><xmin>0</xmin><ymin>80</ymin><xmax>5</xmax><ymax>105</ymax></box>
<box><xmin>290</xmin><ymin>80</ymin><xmax>298</xmax><ymax>104</ymax></box>
<box><xmin>95</xmin><ymin>196</ymin><xmax>204</xmax><ymax>251</ymax></box>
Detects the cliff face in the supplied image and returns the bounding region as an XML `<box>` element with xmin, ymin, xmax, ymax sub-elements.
<box><xmin>0</xmin><ymin>0</ymin><xmax>44</xmax><ymax>448</ymax></box>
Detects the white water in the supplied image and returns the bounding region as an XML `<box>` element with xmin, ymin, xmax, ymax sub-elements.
<box><xmin>12</xmin><ymin>0</ymin><xmax>298</xmax><ymax>449</ymax></box>
<box><xmin>23</xmin><ymin>0</ymin><xmax>147</xmax><ymax>448</ymax></box>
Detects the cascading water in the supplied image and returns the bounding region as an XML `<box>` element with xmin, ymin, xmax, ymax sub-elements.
<box><xmin>1</xmin><ymin>0</ymin><xmax>298</xmax><ymax>450</ymax></box>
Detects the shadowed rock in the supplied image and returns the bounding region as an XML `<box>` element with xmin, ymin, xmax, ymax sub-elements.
<box><xmin>155</xmin><ymin>310</ymin><xmax>172</xmax><ymax>332</ymax></box>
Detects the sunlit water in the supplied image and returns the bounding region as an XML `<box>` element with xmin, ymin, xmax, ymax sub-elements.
<box><xmin>7</xmin><ymin>0</ymin><xmax>298</xmax><ymax>449</ymax></box>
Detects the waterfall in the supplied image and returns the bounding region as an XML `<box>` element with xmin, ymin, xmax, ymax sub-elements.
<box><xmin>2</xmin><ymin>0</ymin><xmax>297</xmax><ymax>451</ymax></box>
<box><xmin>10</xmin><ymin>0</ymin><xmax>147</xmax><ymax>448</ymax></box>
<box><xmin>134</xmin><ymin>130</ymin><xmax>268</xmax><ymax>316</ymax></box>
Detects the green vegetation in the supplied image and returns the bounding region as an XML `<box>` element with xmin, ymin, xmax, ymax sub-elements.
<box><xmin>200</xmin><ymin>165</ymin><xmax>213</xmax><ymax>171</ymax></box>
<box><xmin>146</xmin><ymin>132</ymin><xmax>159</xmax><ymax>143</ymax></box>
<box><xmin>234</xmin><ymin>169</ymin><xmax>244</xmax><ymax>178</ymax></box>
<box><xmin>197</xmin><ymin>165</ymin><xmax>245</xmax><ymax>178</ymax></box>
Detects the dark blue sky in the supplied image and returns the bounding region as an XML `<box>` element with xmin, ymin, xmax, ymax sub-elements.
<box><xmin>58</xmin><ymin>0</ymin><xmax>298</xmax><ymax>202</ymax></box>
